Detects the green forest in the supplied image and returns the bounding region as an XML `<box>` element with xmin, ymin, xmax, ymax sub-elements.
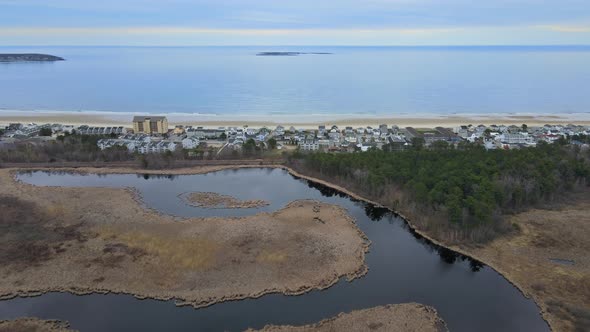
<box><xmin>295</xmin><ymin>142</ymin><xmax>590</xmax><ymax>242</ymax></box>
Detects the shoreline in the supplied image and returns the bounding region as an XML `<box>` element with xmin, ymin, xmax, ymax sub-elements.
<box><xmin>283</xmin><ymin>166</ymin><xmax>558</xmax><ymax>331</ymax></box>
<box><xmin>1</xmin><ymin>303</ymin><xmax>448</xmax><ymax>332</ymax></box>
<box><xmin>3</xmin><ymin>165</ymin><xmax>554</xmax><ymax>330</ymax></box>
<box><xmin>3</xmin><ymin>164</ymin><xmax>552</xmax><ymax>330</ymax></box>
<box><xmin>1</xmin><ymin>110</ymin><xmax>590</xmax><ymax>129</ymax></box>
<box><xmin>4</xmin><ymin>165</ymin><xmax>584</xmax><ymax>331</ymax></box>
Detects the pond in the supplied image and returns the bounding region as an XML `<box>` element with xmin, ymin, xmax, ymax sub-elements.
<box><xmin>1</xmin><ymin>168</ymin><xmax>549</xmax><ymax>332</ymax></box>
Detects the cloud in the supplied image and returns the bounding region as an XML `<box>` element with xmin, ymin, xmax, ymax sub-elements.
<box><xmin>1</xmin><ymin>1</ymin><xmax>590</xmax><ymax>45</ymax></box>
<box><xmin>3</xmin><ymin>24</ymin><xmax>589</xmax><ymax>46</ymax></box>
<box><xmin>2</xmin><ymin>0</ymin><xmax>590</xmax><ymax>29</ymax></box>
<box><xmin>227</xmin><ymin>11</ymin><xmax>304</xmax><ymax>25</ymax></box>
<box><xmin>0</xmin><ymin>25</ymin><xmax>473</xmax><ymax>46</ymax></box>
<box><xmin>0</xmin><ymin>0</ymin><xmax>191</xmax><ymax>11</ymax></box>
<box><xmin>539</xmin><ymin>25</ymin><xmax>590</xmax><ymax>33</ymax></box>
<box><xmin>0</xmin><ymin>26</ymin><xmax>459</xmax><ymax>36</ymax></box>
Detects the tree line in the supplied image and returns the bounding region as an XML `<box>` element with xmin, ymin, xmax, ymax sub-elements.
<box><xmin>0</xmin><ymin>134</ymin><xmax>132</xmax><ymax>163</ymax></box>
<box><xmin>292</xmin><ymin>142</ymin><xmax>590</xmax><ymax>243</ymax></box>
<box><xmin>0</xmin><ymin>134</ymin><xmax>283</xmax><ymax>169</ymax></box>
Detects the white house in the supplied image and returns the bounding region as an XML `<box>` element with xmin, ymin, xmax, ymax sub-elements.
<box><xmin>467</xmin><ymin>133</ymin><xmax>482</xmax><ymax>143</ymax></box>
<box><xmin>125</xmin><ymin>141</ymin><xmax>137</xmax><ymax>152</ymax></box>
<box><xmin>137</xmin><ymin>143</ymin><xmax>149</xmax><ymax>154</ymax></box>
<box><xmin>328</xmin><ymin>129</ymin><xmax>340</xmax><ymax>141</ymax></box>
<box><xmin>356</xmin><ymin>143</ymin><xmax>371</xmax><ymax>152</ymax></box>
<box><xmin>97</xmin><ymin>139</ymin><xmax>113</xmax><ymax>150</ymax></box>
<box><xmin>484</xmin><ymin>140</ymin><xmax>498</xmax><ymax>150</ymax></box>
<box><xmin>256</xmin><ymin>133</ymin><xmax>268</xmax><ymax>142</ymax></box>
<box><xmin>500</xmin><ymin>133</ymin><xmax>529</xmax><ymax>144</ymax></box>
<box><xmin>182</xmin><ymin>137</ymin><xmax>200</xmax><ymax>149</ymax></box>
<box><xmin>162</xmin><ymin>141</ymin><xmax>177</xmax><ymax>152</ymax></box>
<box><xmin>318</xmin><ymin>139</ymin><xmax>332</xmax><ymax>150</ymax></box>
<box><xmin>299</xmin><ymin>139</ymin><xmax>319</xmax><ymax>151</ymax></box>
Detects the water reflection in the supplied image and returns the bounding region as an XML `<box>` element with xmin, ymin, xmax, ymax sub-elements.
<box><xmin>363</xmin><ymin>205</ymin><xmax>389</xmax><ymax>222</ymax></box>
<box><xmin>138</xmin><ymin>173</ymin><xmax>177</xmax><ymax>180</ymax></box>
<box><xmin>304</xmin><ymin>179</ymin><xmax>347</xmax><ymax>199</ymax></box>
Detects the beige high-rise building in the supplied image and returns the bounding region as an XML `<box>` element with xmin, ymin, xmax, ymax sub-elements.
<box><xmin>132</xmin><ymin>116</ymin><xmax>169</xmax><ymax>134</ymax></box>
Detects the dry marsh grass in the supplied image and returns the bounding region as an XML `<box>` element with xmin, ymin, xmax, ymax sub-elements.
<box><xmin>257</xmin><ymin>250</ymin><xmax>289</xmax><ymax>264</ymax></box>
<box><xmin>103</xmin><ymin>228</ymin><xmax>218</xmax><ymax>270</ymax></box>
<box><xmin>468</xmin><ymin>191</ymin><xmax>590</xmax><ymax>332</ymax></box>
<box><xmin>0</xmin><ymin>318</ymin><xmax>75</xmax><ymax>332</ymax></box>
<box><xmin>249</xmin><ymin>303</ymin><xmax>448</xmax><ymax>332</ymax></box>
<box><xmin>183</xmin><ymin>191</ymin><xmax>270</xmax><ymax>209</ymax></box>
<box><xmin>0</xmin><ymin>195</ymin><xmax>86</xmax><ymax>270</ymax></box>
<box><xmin>0</xmin><ymin>168</ymin><xmax>369</xmax><ymax>309</ymax></box>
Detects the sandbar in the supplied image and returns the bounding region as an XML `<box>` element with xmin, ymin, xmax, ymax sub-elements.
<box><xmin>1</xmin><ymin>110</ymin><xmax>589</xmax><ymax>129</ymax></box>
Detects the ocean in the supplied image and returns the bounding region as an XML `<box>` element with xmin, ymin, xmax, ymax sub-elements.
<box><xmin>1</xmin><ymin>45</ymin><xmax>589</xmax><ymax>122</ymax></box>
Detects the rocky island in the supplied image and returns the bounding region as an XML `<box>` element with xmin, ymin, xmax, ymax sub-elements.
<box><xmin>256</xmin><ymin>52</ymin><xmax>332</xmax><ymax>56</ymax></box>
<box><xmin>0</xmin><ymin>54</ymin><xmax>65</xmax><ymax>62</ymax></box>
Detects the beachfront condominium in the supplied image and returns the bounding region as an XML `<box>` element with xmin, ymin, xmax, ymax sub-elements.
<box><xmin>133</xmin><ymin>116</ymin><xmax>169</xmax><ymax>134</ymax></box>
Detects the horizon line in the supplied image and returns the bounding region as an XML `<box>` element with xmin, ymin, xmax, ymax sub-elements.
<box><xmin>2</xmin><ymin>44</ymin><xmax>590</xmax><ymax>48</ymax></box>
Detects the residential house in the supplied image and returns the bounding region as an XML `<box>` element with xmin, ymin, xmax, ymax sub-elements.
<box><xmin>500</xmin><ymin>133</ymin><xmax>529</xmax><ymax>144</ymax></box>
<box><xmin>182</xmin><ymin>137</ymin><xmax>200</xmax><ymax>149</ymax></box>
<box><xmin>299</xmin><ymin>138</ymin><xmax>319</xmax><ymax>151</ymax></box>
<box><xmin>173</xmin><ymin>125</ymin><xmax>185</xmax><ymax>135</ymax></box>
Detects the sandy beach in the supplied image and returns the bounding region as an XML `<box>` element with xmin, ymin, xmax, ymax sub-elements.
<box><xmin>1</xmin><ymin>110</ymin><xmax>589</xmax><ymax>129</ymax></box>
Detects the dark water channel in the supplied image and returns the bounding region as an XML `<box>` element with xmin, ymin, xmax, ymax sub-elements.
<box><xmin>1</xmin><ymin>168</ymin><xmax>549</xmax><ymax>331</ymax></box>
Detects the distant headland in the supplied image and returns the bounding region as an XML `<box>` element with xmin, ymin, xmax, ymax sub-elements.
<box><xmin>0</xmin><ymin>54</ymin><xmax>65</xmax><ymax>62</ymax></box>
<box><xmin>256</xmin><ymin>52</ymin><xmax>332</xmax><ymax>56</ymax></box>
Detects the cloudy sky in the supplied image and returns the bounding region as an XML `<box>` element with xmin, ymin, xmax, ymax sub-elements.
<box><xmin>1</xmin><ymin>0</ymin><xmax>589</xmax><ymax>45</ymax></box>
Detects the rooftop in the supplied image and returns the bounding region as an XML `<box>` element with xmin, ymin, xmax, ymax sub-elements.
<box><xmin>132</xmin><ymin>116</ymin><xmax>167</xmax><ymax>122</ymax></box>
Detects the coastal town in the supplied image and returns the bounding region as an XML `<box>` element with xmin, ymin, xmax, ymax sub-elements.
<box><xmin>1</xmin><ymin>115</ymin><xmax>589</xmax><ymax>155</ymax></box>
<box><xmin>3</xmin><ymin>1</ymin><xmax>590</xmax><ymax>331</ymax></box>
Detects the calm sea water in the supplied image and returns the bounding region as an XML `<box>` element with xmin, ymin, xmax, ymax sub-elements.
<box><xmin>0</xmin><ymin>46</ymin><xmax>589</xmax><ymax>117</ymax></box>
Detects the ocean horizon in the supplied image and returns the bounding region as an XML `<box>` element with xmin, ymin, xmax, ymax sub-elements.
<box><xmin>2</xmin><ymin>45</ymin><xmax>590</xmax><ymax>121</ymax></box>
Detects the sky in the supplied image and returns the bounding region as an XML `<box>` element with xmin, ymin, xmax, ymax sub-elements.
<box><xmin>1</xmin><ymin>0</ymin><xmax>590</xmax><ymax>45</ymax></box>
